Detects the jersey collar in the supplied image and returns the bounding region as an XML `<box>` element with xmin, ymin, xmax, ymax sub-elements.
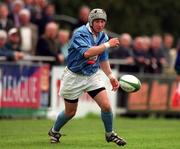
<box><xmin>86</xmin><ymin>23</ymin><xmax>97</xmax><ymax>40</ymax></box>
<box><xmin>86</xmin><ymin>23</ymin><xmax>93</xmax><ymax>33</ymax></box>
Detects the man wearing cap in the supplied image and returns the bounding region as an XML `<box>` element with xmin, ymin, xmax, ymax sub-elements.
<box><xmin>5</xmin><ymin>28</ymin><xmax>21</xmax><ymax>52</ymax></box>
<box><xmin>0</xmin><ymin>29</ymin><xmax>23</xmax><ymax>61</ymax></box>
<box><xmin>48</xmin><ymin>8</ymin><xmax>127</xmax><ymax>146</ymax></box>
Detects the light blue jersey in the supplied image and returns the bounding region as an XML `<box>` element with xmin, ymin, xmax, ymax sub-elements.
<box><xmin>67</xmin><ymin>23</ymin><xmax>109</xmax><ymax>76</ymax></box>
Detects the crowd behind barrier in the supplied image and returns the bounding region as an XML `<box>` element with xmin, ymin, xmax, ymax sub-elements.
<box><xmin>0</xmin><ymin>0</ymin><xmax>179</xmax><ymax>75</ymax></box>
<box><xmin>0</xmin><ymin>0</ymin><xmax>180</xmax><ymax>117</ymax></box>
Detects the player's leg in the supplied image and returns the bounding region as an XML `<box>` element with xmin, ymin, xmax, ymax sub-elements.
<box><xmin>48</xmin><ymin>99</ymin><xmax>78</xmax><ymax>143</ymax></box>
<box><xmin>48</xmin><ymin>67</ymin><xmax>83</xmax><ymax>143</ymax></box>
<box><xmin>88</xmin><ymin>89</ymin><xmax>126</xmax><ymax>146</ymax></box>
<box><xmin>88</xmin><ymin>88</ymin><xmax>112</xmax><ymax>131</ymax></box>
<box><xmin>53</xmin><ymin>99</ymin><xmax>78</xmax><ymax>132</ymax></box>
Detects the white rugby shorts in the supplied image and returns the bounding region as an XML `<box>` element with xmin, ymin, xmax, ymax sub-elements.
<box><xmin>59</xmin><ymin>67</ymin><xmax>105</xmax><ymax>100</ymax></box>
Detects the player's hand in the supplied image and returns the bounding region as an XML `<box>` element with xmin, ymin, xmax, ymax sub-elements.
<box><xmin>108</xmin><ymin>38</ymin><xmax>120</xmax><ymax>48</ymax></box>
<box><xmin>109</xmin><ymin>77</ymin><xmax>120</xmax><ymax>91</ymax></box>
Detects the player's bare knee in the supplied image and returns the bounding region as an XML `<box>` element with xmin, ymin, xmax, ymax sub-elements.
<box><xmin>101</xmin><ymin>104</ymin><xmax>111</xmax><ymax>112</ymax></box>
<box><xmin>65</xmin><ymin>109</ymin><xmax>76</xmax><ymax>117</ymax></box>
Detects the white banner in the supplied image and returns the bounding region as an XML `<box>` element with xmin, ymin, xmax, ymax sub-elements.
<box><xmin>47</xmin><ymin>66</ymin><xmax>118</xmax><ymax>119</ymax></box>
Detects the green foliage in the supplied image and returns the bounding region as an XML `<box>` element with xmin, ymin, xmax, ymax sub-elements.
<box><xmin>54</xmin><ymin>0</ymin><xmax>180</xmax><ymax>39</ymax></box>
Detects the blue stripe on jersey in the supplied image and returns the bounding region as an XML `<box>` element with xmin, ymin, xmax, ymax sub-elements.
<box><xmin>73</xmin><ymin>39</ymin><xmax>81</xmax><ymax>47</ymax></box>
<box><xmin>67</xmin><ymin>25</ymin><xmax>109</xmax><ymax>76</ymax></box>
<box><xmin>97</xmin><ymin>33</ymin><xmax>105</xmax><ymax>45</ymax></box>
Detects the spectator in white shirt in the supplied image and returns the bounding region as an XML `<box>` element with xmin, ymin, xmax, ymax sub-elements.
<box><xmin>19</xmin><ymin>9</ymin><xmax>38</xmax><ymax>55</ymax></box>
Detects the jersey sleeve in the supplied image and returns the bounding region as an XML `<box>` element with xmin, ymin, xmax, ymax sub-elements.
<box><xmin>71</xmin><ymin>33</ymin><xmax>91</xmax><ymax>57</ymax></box>
<box><xmin>99</xmin><ymin>49</ymin><xmax>109</xmax><ymax>62</ymax></box>
<box><xmin>99</xmin><ymin>33</ymin><xmax>109</xmax><ymax>62</ymax></box>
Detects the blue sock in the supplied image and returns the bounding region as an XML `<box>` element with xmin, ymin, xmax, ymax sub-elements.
<box><xmin>53</xmin><ymin>111</ymin><xmax>72</xmax><ymax>132</ymax></box>
<box><xmin>101</xmin><ymin>111</ymin><xmax>113</xmax><ymax>133</ymax></box>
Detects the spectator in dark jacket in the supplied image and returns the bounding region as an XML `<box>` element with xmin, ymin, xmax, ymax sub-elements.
<box><xmin>8</xmin><ymin>0</ymin><xmax>24</xmax><ymax>27</ymax></box>
<box><xmin>35</xmin><ymin>3</ymin><xmax>55</xmax><ymax>36</ymax></box>
<box><xmin>72</xmin><ymin>5</ymin><xmax>90</xmax><ymax>31</ymax></box>
<box><xmin>132</xmin><ymin>36</ymin><xmax>150</xmax><ymax>73</ymax></box>
<box><xmin>5</xmin><ymin>28</ymin><xmax>21</xmax><ymax>52</ymax></box>
<box><xmin>36</xmin><ymin>22</ymin><xmax>63</xmax><ymax>65</ymax></box>
<box><xmin>110</xmin><ymin>33</ymin><xmax>134</xmax><ymax>72</ymax></box>
<box><xmin>0</xmin><ymin>3</ymin><xmax>14</xmax><ymax>31</ymax></box>
<box><xmin>0</xmin><ymin>29</ymin><xmax>23</xmax><ymax>61</ymax></box>
<box><xmin>149</xmin><ymin>35</ymin><xmax>167</xmax><ymax>73</ymax></box>
<box><xmin>31</xmin><ymin>0</ymin><xmax>48</xmax><ymax>35</ymax></box>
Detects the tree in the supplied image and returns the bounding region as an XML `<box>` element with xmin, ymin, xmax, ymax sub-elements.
<box><xmin>53</xmin><ymin>0</ymin><xmax>180</xmax><ymax>40</ymax></box>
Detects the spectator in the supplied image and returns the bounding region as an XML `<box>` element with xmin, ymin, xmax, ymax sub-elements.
<box><xmin>73</xmin><ymin>5</ymin><xmax>90</xmax><ymax>30</ymax></box>
<box><xmin>141</xmin><ymin>36</ymin><xmax>151</xmax><ymax>73</ymax></box>
<box><xmin>0</xmin><ymin>29</ymin><xmax>23</xmax><ymax>61</ymax></box>
<box><xmin>24</xmin><ymin>0</ymin><xmax>35</xmax><ymax>12</ymax></box>
<box><xmin>119</xmin><ymin>33</ymin><xmax>132</xmax><ymax>48</ymax></box>
<box><xmin>36</xmin><ymin>22</ymin><xmax>62</xmax><ymax>65</ymax></box>
<box><xmin>142</xmin><ymin>36</ymin><xmax>151</xmax><ymax>52</ymax></box>
<box><xmin>149</xmin><ymin>35</ymin><xmax>167</xmax><ymax>73</ymax></box>
<box><xmin>19</xmin><ymin>9</ymin><xmax>38</xmax><ymax>55</ymax></box>
<box><xmin>132</xmin><ymin>36</ymin><xmax>150</xmax><ymax>73</ymax></box>
<box><xmin>110</xmin><ymin>33</ymin><xmax>134</xmax><ymax>72</ymax></box>
<box><xmin>57</xmin><ymin>29</ymin><xmax>70</xmax><ymax>63</ymax></box>
<box><xmin>31</xmin><ymin>0</ymin><xmax>47</xmax><ymax>23</ymax></box>
<box><xmin>109</xmin><ymin>33</ymin><xmax>134</xmax><ymax>110</ymax></box>
<box><xmin>0</xmin><ymin>3</ymin><xmax>14</xmax><ymax>31</ymax></box>
<box><xmin>35</xmin><ymin>0</ymin><xmax>47</xmax><ymax>9</ymax></box>
<box><xmin>33</xmin><ymin>3</ymin><xmax>55</xmax><ymax>36</ymax></box>
<box><xmin>4</xmin><ymin>0</ymin><xmax>14</xmax><ymax>13</ymax></box>
<box><xmin>163</xmin><ymin>33</ymin><xmax>175</xmax><ymax>68</ymax></box>
<box><xmin>5</xmin><ymin>28</ymin><xmax>21</xmax><ymax>52</ymax></box>
<box><xmin>117</xmin><ymin>33</ymin><xmax>133</xmax><ymax>64</ymax></box>
<box><xmin>8</xmin><ymin>0</ymin><xmax>24</xmax><ymax>27</ymax></box>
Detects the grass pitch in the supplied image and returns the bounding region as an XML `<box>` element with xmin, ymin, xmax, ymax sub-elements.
<box><xmin>0</xmin><ymin>116</ymin><xmax>180</xmax><ymax>149</ymax></box>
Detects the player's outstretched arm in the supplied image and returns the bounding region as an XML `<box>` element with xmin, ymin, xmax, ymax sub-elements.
<box><xmin>100</xmin><ymin>60</ymin><xmax>120</xmax><ymax>91</ymax></box>
<box><xmin>84</xmin><ymin>38</ymin><xmax>120</xmax><ymax>58</ymax></box>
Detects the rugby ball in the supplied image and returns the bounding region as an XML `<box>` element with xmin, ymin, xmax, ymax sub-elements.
<box><xmin>119</xmin><ymin>75</ymin><xmax>141</xmax><ymax>92</ymax></box>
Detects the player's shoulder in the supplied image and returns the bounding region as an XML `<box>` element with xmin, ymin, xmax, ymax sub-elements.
<box><xmin>73</xmin><ymin>25</ymin><xmax>89</xmax><ymax>37</ymax></box>
<box><xmin>74</xmin><ymin>25</ymin><xmax>88</xmax><ymax>35</ymax></box>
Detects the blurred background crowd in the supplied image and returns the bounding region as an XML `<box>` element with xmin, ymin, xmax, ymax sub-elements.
<box><xmin>0</xmin><ymin>0</ymin><xmax>179</xmax><ymax>75</ymax></box>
